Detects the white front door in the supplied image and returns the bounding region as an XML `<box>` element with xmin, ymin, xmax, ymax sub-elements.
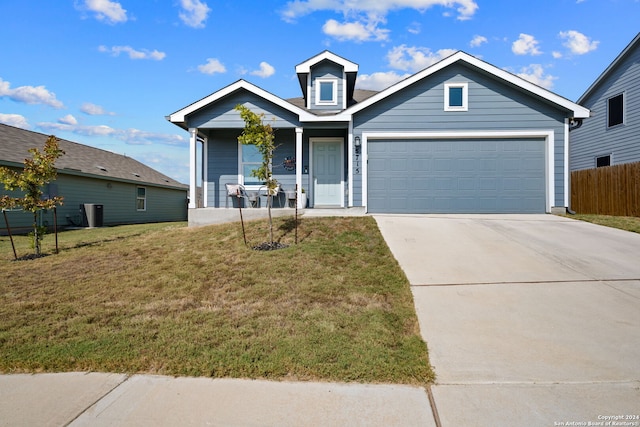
<box><xmin>312</xmin><ymin>139</ymin><xmax>343</xmax><ymax>207</ymax></box>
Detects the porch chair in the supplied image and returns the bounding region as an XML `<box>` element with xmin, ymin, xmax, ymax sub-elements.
<box><xmin>225</xmin><ymin>183</ymin><xmax>257</xmax><ymax>208</ymax></box>
<box><xmin>258</xmin><ymin>184</ymin><xmax>283</xmax><ymax>208</ymax></box>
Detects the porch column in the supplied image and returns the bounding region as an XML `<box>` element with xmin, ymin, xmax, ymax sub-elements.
<box><xmin>295</xmin><ymin>127</ymin><xmax>303</xmax><ymax>208</ymax></box>
<box><xmin>188</xmin><ymin>128</ymin><xmax>198</xmax><ymax>209</ymax></box>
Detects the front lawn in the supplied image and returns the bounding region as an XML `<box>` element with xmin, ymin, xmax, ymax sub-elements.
<box><xmin>0</xmin><ymin>217</ymin><xmax>433</xmax><ymax>385</ymax></box>
<box><xmin>565</xmin><ymin>214</ymin><xmax>640</xmax><ymax>234</ymax></box>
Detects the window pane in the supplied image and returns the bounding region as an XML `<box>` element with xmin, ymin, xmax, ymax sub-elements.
<box><xmin>596</xmin><ymin>155</ymin><xmax>611</xmax><ymax>168</ymax></box>
<box><xmin>608</xmin><ymin>94</ymin><xmax>623</xmax><ymax>127</ymax></box>
<box><xmin>320</xmin><ymin>81</ymin><xmax>334</xmax><ymax>102</ymax></box>
<box><xmin>243</xmin><ymin>164</ymin><xmax>262</xmax><ymax>185</ymax></box>
<box><xmin>242</xmin><ymin>144</ymin><xmax>261</xmax><ymax>162</ymax></box>
<box><xmin>137</xmin><ymin>199</ymin><xmax>145</xmax><ymax>210</ymax></box>
<box><xmin>137</xmin><ymin>187</ymin><xmax>145</xmax><ymax>197</ymax></box>
<box><xmin>449</xmin><ymin>87</ymin><xmax>463</xmax><ymax>107</ymax></box>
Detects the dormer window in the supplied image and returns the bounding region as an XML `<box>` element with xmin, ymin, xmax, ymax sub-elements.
<box><xmin>316</xmin><ymin>78</ymin><xmax>337</xmax><ymax>105</ymax></box>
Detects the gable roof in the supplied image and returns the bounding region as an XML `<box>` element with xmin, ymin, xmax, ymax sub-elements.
<box><xmin>347</xmin><ymin>51</ymin><xmax>590</xmax><ymax>119</ymax></box>
<box><xmin>0</xmin><ymin>123</ymin><xmax>186</xmax><ymax>190</ymax></box>
<box><xmin>578</xmin><ymin>32</ymin><xmax>640</xmax><ymax>104</ymax></box>
<box><xmin>295</xmin><ymin>50</ymin><xmax>358</xmax><ymax>73</ymax></box>
<box><xmin>167</xmin><ymin>79</ymin><xmax>350</xmax><ymax>127</ymax></box>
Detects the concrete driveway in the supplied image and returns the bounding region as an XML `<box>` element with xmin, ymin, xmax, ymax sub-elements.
<box><xmin>375</xmin><ymin>214</ymin><xmax>640</xmax><ymax>427</ymax></box>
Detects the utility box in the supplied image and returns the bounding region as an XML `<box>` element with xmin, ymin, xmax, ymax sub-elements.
<box><xmin>80</xmin><ymin>204</ymin><xmax>104</xmax><ymax>227</ymax></box>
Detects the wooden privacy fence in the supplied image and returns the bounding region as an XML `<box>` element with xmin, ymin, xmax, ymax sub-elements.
<box><xmin>571</xmin><ymin>161</ymin><xmax>640</xmax><ymax>217</ymax></box>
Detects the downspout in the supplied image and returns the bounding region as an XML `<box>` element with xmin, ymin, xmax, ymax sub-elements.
<box><xmin>566</xmin><ymin>118</ymin><xmax>583</xmax><ymax>215</ymax></box>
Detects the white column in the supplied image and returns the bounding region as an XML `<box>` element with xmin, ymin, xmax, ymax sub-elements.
<box><xmin>188</xmin><ymin>128</ymin><xmax>198</xmax><ymax>209</ymax></box>
<box><xmin>295</xmin><ymin>127</ymin><xmax>303</xmax><ymax>208</ymax></box>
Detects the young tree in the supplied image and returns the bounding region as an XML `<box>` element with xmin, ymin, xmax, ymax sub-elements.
<box><xmin>234</xmin><ymin>104</ymin><xmax>278</xmax><ymax>244</ymax></box>
<box><xmin>0</xmin><ymin>135</ymin><xmax>64</xmax><ymax>256</ymax></box>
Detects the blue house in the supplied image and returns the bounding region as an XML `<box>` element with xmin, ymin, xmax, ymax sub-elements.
<box><xmin>571</xmin><ymin>32</ymin><xmax>640</xmax><ymax>170</ymax></box>
<box><xmin>168</xmin><ymin>51</ymin><xmax>588</xmax><ymax>223</ymax></box>
<box><xmin>0</xmin><ymin>123</ymin><xmax>187</xmax><ymax>232</ymax></box>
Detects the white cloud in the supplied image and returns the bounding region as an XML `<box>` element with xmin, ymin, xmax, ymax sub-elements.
<box><xmin>59</xmin><ymin>114</ymin><xmax>78</xmax><ymax>125</ymax></box>
<box><xmin>37</xmin><ymin>121</ymin><xmax>186</xmax><ymax>146</ymax></box>
<box><xmin>179</xmin><ymin>0</ymin><xmax>211</xmax><ymax>28</ymax></box>
<box><xmin>197</xmin><ymin>58</ymin><xmax>226</xmax><ymax>75</ymax></box>
<box><xmin>552</xmin><ymin>51</ymin><xmax>563</xmax><ymax>59</ymax></box>
<box><xmin>514</xmin><ymin>64</ymin><xmax>557</xmax><ymax>89</ymax></box>
<box><xmin>356</xmin><ymin>71</ymin><xmax>411</xmax><ymax>91</ymax></box>
<box><xmin>512</xmin><ymin>33</ymin><xmax>542</xmax><ymax>56</ymax></box>
<box><xmin>322</xmin><ymin>18</ymin><xmax>390</xmax><ymax>42</ymax></box>
<box><xmin>0</xmin><ymin>113</ymin><xmax>30</xmax><ymax>129</ymax></box>
<box><xmin>0</xmin><ymin>77</ymin><xmax>64</xmax><ymax>108</ymax></box>
<box><xmin>77</xmin><ymin>0</ymin><xmax>128</xmax><ymax>24</ymax></box>
<box><xmin>98</xmin><ymin>45</ymin><xmax>166</xmax><ymax>60</ymax></box>
<box><xmin>387</xmin><ymin>45</ymin><xmax>457</xmax><ymax>72</ymax></box>
<box><xmin>470</xmin><ymin>35</ymin><xmax>487</xmax><ymax>47</ymax></box>
<box><xmin>407</xmin><ymin>22</ymin><xmax>421</xmax><ymax>35</ymax></box>
<box><xmin>559</xmin><ymin>30</ymin><xmax>599</xmax><ymax>55</ymax></box>
<box><xmin>250</xmin><ymin>62</ymin><xmax>276</xmax><ymax>78</ymax></box>
<box><xmin>80</xmin><ymin>102</ymin><xmax>115</xmax><ymax>116</ymax></box>
<box><xmin>281</xmin><ymin>0</ymin><xmax>479</xmax><ymax>23</ymax></box>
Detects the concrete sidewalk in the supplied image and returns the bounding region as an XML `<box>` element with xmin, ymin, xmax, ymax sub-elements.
<box><xmin>375</xmin><ymin>214</ymin><xmax>640</xmax><ymax>427</ymax></box>
<box><xmin>0</xmin><ymin>373</ymin><xmax>435</xmax><ymax>426</ymax></box>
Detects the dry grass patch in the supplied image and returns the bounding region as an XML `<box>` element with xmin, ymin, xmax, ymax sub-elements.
<box><xmin>0</xmin><ymin>217</ymin><xmax>433</xmax><ymax>384</ymax></box>
<box><xmin>564</xmin><ymin>214</ymin><xmax>640</xmax><ymax>233</ymax></box>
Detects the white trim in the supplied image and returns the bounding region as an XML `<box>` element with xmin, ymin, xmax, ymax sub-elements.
<box><xmin>296</xmin><ymin>51</ymin><xmax>358</xmax><ymax>73</ymax></box>
<box><xmin>348</xmin><ymin>51</ymin><xmax>590</xmax><ymax>119</ymax></box>
<box><xmin>295</xmin><ymin>127</ymin><xmax>303</xmax><ymax>208</ymax></box>
<box><xmin>563</xmin><ymin>119</ymin><xmax>569</xmax><ymax>208</ymax></box>
<box><xmin>361</xmin><ymin>130</ymin><xmax>556</xmax><ymax>213</ymax></box>
<box><xmin>203</xmin><ymin>135</ymin><xmax>208</xmax><ymax>208</ymax></box>
<box><xmin>310</xmin><ymin>137</ymin><xmax>345</xmax><ymax>208</ymax></box>
<box><xmin>168</xmin><ymin>80</ymin><xmax>329</xmax><ymax>124</ymax></box>
<box><xmin>136</xmin><ymin>186</ymin><xmax>147</xmax><ymax>212</ymax></box>
<box><xmin>315</xmin><ymin>78</ymin><xmax>338</xmax><ymax>106</ymax></box>
<box><xmin>188</xmin><ymin>128</ymin><xmax>197</xmax><ymax>209</ymax></box>
<box><xmin>348</xmin><ymin>123</ymin><xmax>354</xmax><ymax>207</ymax></box>
<box><xmin>444</xmin><ymin>82</ymin><xmax>468</xmax><ymax>111</ymax></box>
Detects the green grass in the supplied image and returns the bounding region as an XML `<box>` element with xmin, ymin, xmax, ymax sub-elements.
<box><xmin>565</xmin><ymin>214</ymin><xmax>640</xmax><ymax>234</ymax></box>
<box><xmin>0</xmin><ymin>217</ymin><xmax>433</xmax><ymax>385</ymax></box>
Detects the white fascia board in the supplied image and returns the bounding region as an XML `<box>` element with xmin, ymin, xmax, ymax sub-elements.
<box><xmin>295</xmin><ymin>51</ymin><xmax>358</xmax><ymax>73</ymax></box>
<box><xmin>349</xmin><ymin>51</ymin><xmax>590</xmax><ymax>119</ymax></box>
<box><xmin>168</xmin><ymin>80</ymin><xmax>318</xmax><ymax>124</ymax></box>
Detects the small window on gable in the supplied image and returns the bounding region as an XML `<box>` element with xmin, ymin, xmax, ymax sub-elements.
<box><xmin>316</xmin><ymin>78</ymin><xmax>337</xmax><ymax>105</ymax></box>
<box><xmin>607</xmin><ymin>93</ymin><xmax>624</xmax><ymax>127</ymax></box>
<box><xmin>136</xmin><ymin>187</ymin><xmax>146</xmax><ymax>211</ymax></box>
<box><xmin>444</xmin><ymin>83</ymin><xmax>468</xmax><ymax>111</ymax></box>
<box><xmin>596</xmin><ymin>154</ymin><xmax>611</xmax><ymax>168</ymax></box>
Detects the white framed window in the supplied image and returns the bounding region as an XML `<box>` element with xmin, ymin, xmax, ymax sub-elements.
<box><xmin>607</xmin><ymin>93</ymin><xmax>624</xmax><ymax>127</ymax></box>
<box><xmin>316</xmin><ymin>78</ymin><xmax>337</xmax><ymax>105</ymax></box>
<box><xmin>596</xmin><ymin>154</ymin><xmax>612</xmax><ymax>168</ymax></box>
<box><xmin>239</xmin><ymin>144</ymin><xmax>263</xmax><ymax>187</ymax></box>
<box><xmin>136</xmin><ymin>187</ymin><xmax>146</xmax><ymax>211</ymax></box>
<box><xmin>444</xmin><ymin>82</ymin><xmax>468</xmax><ymax>111</ymax></box>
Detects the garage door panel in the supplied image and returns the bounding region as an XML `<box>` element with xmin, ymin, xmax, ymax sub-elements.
<box><xmin>367</xmin><ymin>138</ymin><xmax>546</xmax><ymax>214</ymax></box>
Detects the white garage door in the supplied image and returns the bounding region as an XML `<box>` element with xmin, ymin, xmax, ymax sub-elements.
<box><xmin>367</xmin><ymin>138</ymin><xmax>547</xmax><ymax>214</ymax></box>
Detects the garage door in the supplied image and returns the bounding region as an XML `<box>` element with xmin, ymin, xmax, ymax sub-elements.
<box><xmin>367</xmin><ymin>138</ymin><xmax>546</xmax><ymax>214</ymax></box>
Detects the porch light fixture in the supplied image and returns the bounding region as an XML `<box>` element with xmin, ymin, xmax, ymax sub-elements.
<box><xmin>354</xmin><ymin>136</ymin><xmax>361</xmax><ymax>154</ymax></box>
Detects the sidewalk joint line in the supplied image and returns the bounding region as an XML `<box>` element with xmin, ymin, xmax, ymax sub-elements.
<box><xmin>410</xmin><ymin>278</ymin><xmax>640</xmax><ymax>287</ymax></box>
<box><xmin>426</xmin><ymin>384</ymin><xmax>442</xmax><ymax>427</ymax></box>
<box><xmin>63</xmin><ymin>374</ymin><xmax>131</xmax><ymax>427</ymax></box>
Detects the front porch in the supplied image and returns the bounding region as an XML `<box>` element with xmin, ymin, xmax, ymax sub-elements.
<box><xmin>188</xmin><ymin>206</ymin><xmax>366</xmax><ymax>227</ymax></box>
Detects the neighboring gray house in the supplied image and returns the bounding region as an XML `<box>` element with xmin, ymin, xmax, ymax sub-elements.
<box><xmin>0</xmin><ymin>123</ymin><xmax>187</xmax><ymax>231</ymax></box>
<box><xmin>168</xmin><ymin>50</ymin><xmax>589</xmax><ymax>221</ymax></box>
<box><xmin>571</xmin><ymin>32</ymin><xmax>640</xmax><ymax>170</ymax></box>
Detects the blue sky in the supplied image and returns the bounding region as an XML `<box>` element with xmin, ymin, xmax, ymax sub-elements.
<box><xmin>1</xmin><ymin>0</ymin><xmax>638</xmax><ymax>184</ymax></box>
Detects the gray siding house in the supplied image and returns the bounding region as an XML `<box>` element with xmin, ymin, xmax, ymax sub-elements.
<box><xmin>0</xmin><ymin>123</ymin><xmax>187</xmax><ymax>231</ymax></box>
<box><xmin>571</xmin><ymin>32</ymin><xmax>640</xmax><ymax>170</ymax></box>
<box><xmin>168</xmin><ymin>50</ymin><xmax>588</xmax><ymax>221</ymax></box>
